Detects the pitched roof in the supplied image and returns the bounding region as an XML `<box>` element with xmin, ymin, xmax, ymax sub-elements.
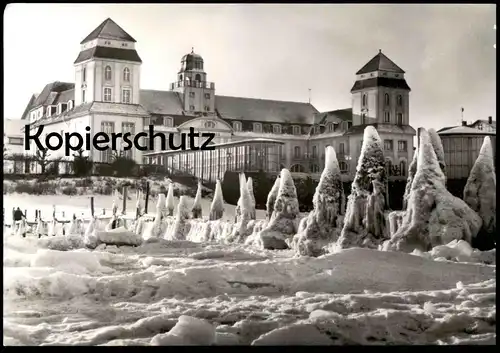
<box><xmin>80</xmin><ymin>18</ymin><xmax>136</xmax><ymax>44</ymax></box>
<box><xmin>344</xmin><ymin>123</ymin><xmax>416</xmax><ymax>136</ymax></box>
<box><xmin>31</xmin><ymin>82</ymin><xmax>75</xmax><ymax>109</ymax></box>
<box><xmin>139</xmin><ymin>90</ymin><xmax>185</xmax><ymax>115</ymax></box>
<box><xmin>74</xmin><ymin>46</ymin><xmax>142</xmax><ymax>64</ymax></box>
<box><xmin>437</xmin><ymin>126</ymin><xmax>496</xmax><ymax>136</ymax></box>
<box><xmin>214</xmin><ymin>95</ymin><xmax>319</xmax><ymax>124</ymax></box>
<box><xmin>314</xmin><ymin>108</ymin><xmax>352</xmax><ymax>125</ymax></box>
<box><xmin>351</xmin><ymin>77</ymin><xmax>411</xmax><ymax>92</ymax></box>
<box><xmin>20</xmin><ymin>94</ymin><xmax>37</xmax><ymax>120</ymax></box>
<box><xmin>469</xmin><ymin>119</ymin><xmax>496</xmax><ymax>129</ymax></box>
<box><xmin>356</xmin><ymin>51</ymin><xmax>405</xmax><ymax>75</ymax></box>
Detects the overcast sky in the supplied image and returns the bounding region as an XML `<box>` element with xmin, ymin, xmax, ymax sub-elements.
<box><xmin>4</xmin><ymin>3</ymin><xmax>496</xmax><ymax>130</ymax></box>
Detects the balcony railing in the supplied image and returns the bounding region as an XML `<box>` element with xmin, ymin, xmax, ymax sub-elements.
<box><xmin>170</xmin><ymin>80</ymin><xmax>215</xmax><ymax>90</ymax></box>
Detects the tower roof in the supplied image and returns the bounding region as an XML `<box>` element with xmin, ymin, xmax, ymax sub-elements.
<box><xmin>356</xmin><ymin>50</ymin><xmax>405</xmax><ymax>75</ymax></box>
<box><xmin>80</xmin><ymin>18</ymin><xmax>136</xmax><ymax>45</ymax></box>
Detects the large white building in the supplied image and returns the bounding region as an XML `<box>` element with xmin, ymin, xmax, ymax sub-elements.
<box><xmin>20</xmin><ymin>18</ymin><xmax>415</xmax><ymax>181</ymax></box>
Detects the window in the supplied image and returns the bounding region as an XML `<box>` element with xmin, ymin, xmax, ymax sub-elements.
<box><xmin>122</xmin><ymin>123</ymin><xmax>135</xmax><ymax>159</ymax></box>
<box><xmin>400</xmin><ymin>160</ymin><xmax>406</xmax><ymax>176</ymax></box>
<box><xmin>253</xmin><ymin>123</ymin><xmax>262</xmax><ymax>133</ymax></box>
<box><xmin>101</xmin><ymin>122</ymin><xmax>115</xmax><ymax>163</ymax></box>
<box><xmin>179</xmin><ymin>74</ymin><xmax>183</xmax><ymax>81</ymax></box>
<box><xmin>361</xmin><ymin>113</ymin><xmax>367</xmax><ymax>124</ymax></box>
<box><xmin>122</xmin><ymin>89</ymin><xmax>131</xmax><ymax>104</ymax></box>
<box><xmin>339</xmin><ymin>143</ymin><xmax>345</xmax><ymax>154</ymax></box>
<box><xmin>395</xmin><ymin>74</ymin><xmax>400</xmax><ymax>78</ymax></box>
<box><xmin>328</xmin><ymin>123</ymin><xmax>334</xmax><ymax>132</ymax></box>
<box><xmin>82</xmin><ymin>90</ymin><xmax>86</xmax><ymax>103</ymax></box>
<box><xmin>103</xmin><ymin>88</ymin><xmax>112</xmax><ymax>102</ymax></box>
<box><xmin>8</xmin><ymin>137</ymin><xmax>23</xmax><ymax>145</ymax></box>
<box><xmin>310</xmin><ymin>164</ymin><xmax>320</xmax><ymax>173</ymax></box>
<box><xmin>121</xmin><ymin>43</ymin><xmax>128</xmax><ymax>47</ymax></box>
<box><xmin>291</xmin><ymin>164</ymin><xmax>305</xmax><ymax>173</ymax></box>
<box><xmin>312</xmin><ymin>146</ymin><xmax>317</xmax><ymax>158</ymax></box>
<box><xmin>386</xmin><ymin>159</ymin><xmax>393</xmax><ymax>174</ymax></box>
<box><xmin>384</xmin><ymin>111</ymin><xmax>390</xmax><ymax>123</ymax></box>
<box><xmin>233</xmin><ymin>121</ymin><xmax>242</xmax><ymax>132</ymax></box>
<box><xmin>362</xmin><ymin>94</ymin><xmax>367</xmax><ymax>107</ymax></box>
<box><xmin>273</xmin><ymin>124</ymin><xmax>281</xmax><ymax>134</ymax></box>
<box><xmin>123</xmin><ymin>67</ymin><xmax>130</xmax><ymax>82</ymax></box>
<box><xmin>195</xmin><ymin>74</ymin><xmax>201</xmax><ymax>81</ymax></box>
<box><xmin>385</xmin><ymin>93</ymin><xmax>390</xmax><ymax>106</ymax></box>
<box><xmin>68</xmin><ymin>100</ymin><xmax>74</xmax><ymax>110</ymax></box>
<box><xmin>204</xmin><ymin>93</ymin><xmax>210</xmax><ymax>99</ymax></box>
<box><xmin>384</xmin><ymin>140</ymin><xmax>393</xmax><ymax>151</ymax></box>
<box><xmin>398</xmin><ymin>140</ymin><xmax>407</xmax><ymax>152</ymax></box>
<box><xmin>189</xmin><ymin>105</ymin><xmax>195</xmax><ymax>111</ymax></box>
<box><xmin>397</xmin><ymin>95</ymin><xmax>403</xmax><ymax>106</ymax></box>
<box><xmin>347</xmin><ymin>122</ymin><xmax>352</xmax><ymax>129</ymax></box>
<box><xmin>151</xmin><ymin>116</ymin><xmax>164</xmax><ymax>125</ymax></box>
<box><xmin>339</xmin><ymin>161</ymin><xmax>348</xmax><ymax>172</ymax></box>
<box><xmin>165</xmin><ymin>117</ymin><xmax>174</xmax><ymax>127</ymax></box>
<box><xmin>189</xmin><ymin>92</ymin><xmax>195</xmax><ymax>98</ymax></box>
<box><xmin>293</xmin><ymin>126</ymin><xmax>301</xmax><ymax>135</ymax></box>
<box><xmin>105</xmin><ymin>66</ymin><xmax>112</xmax><ymax>81</ymax></box>
<box><xmin>397</xmin><ymin>113</ymin><xmax>403</xmax><ymax>125</ymax></box>
<box><xmin>294</xmin><ymin>146</ymin><xmax>301</xmax><ymax>158</ymax></box>
<box><xmin>204</xmin><ymin>121</ymin><xmax>216</xmax><ymax>129</ymax></box>
<box><xmin>82</xmin><ymin>67</ymin><xmax>86</xmax><ymax>82</ymax></box>
<box><xmin>205</xmin><ymin>106</ymin><xmax>210</xmax><ymax>112</ymax></box>
<box><xmin>314</xmin><ymin>126</ymin><xmax>321</xmax><ymax>134</ymax></box>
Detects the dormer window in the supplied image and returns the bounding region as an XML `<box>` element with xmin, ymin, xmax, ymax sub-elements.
<box><xmin>272</xmin><ymin>124</ymin><xmax>281</xmax><ymax>134</ymax></box>
<box><xmin>68</xmin><ymin>100</ymin><xmax>74</xmax><ymax>110</ymax></box>
<box><xmin>233</xmin><ymin>121</ymin><xmax>242</xmax><ymax>132</ymax></box>
<box><xmin>328</xmin><ymin>123</ymin><xmax>334</xmax><ymax>132</ymax></box>
<box><xmin>314</xmin><ymin>126</ymin><xmax>321</xmax><ymax>134</ymax></box>
<box><xmin>165</xmin><ymin>117</ymin><xmax>174</xmax><ymax>127</ymax></box>
<box><xmin>105</xmin><ymin>66</ymin><xmax>112</xmax><ymax>81</ymax></box>
<box><xmin>123</xmin><ymin>67</ymin><xmax>130</xmax><ymax>82</ymax></box>
<box><xmin>293</xmin><ymin>125</ymin><xmax>301</xmax><ymax>135</ymax></box>
<box><xmin>253</xmin><ymin>123</ymin><xmax>262</xmax><ymax>133</ymax></box>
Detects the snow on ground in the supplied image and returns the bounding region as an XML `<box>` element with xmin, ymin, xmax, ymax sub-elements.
<box><xmin>3</xmin><ymin>194</ymin><xmax>496</xmax><ymax>346</ymax></box>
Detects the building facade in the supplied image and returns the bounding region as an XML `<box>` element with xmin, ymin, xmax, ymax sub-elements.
<box><xmin>20</xmin><ymin>18</ymin><xmax>415</xmax><ymax>181</ymax></box>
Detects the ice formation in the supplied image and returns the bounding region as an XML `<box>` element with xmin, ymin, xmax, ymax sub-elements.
<box><xmin>266</xmin><ymin>176</ymin><xmax>281</xmax><ymax>221</ymax></box>
<box><xmin>209</xmin><ymin>180</ymin><xmax>224</xmax><ymax>221</ymax></box>
<box><xmin>336</xmin><ymin>126</ymin><xmax>389</xmax><ymax>250</ymax></box>
<box><xmin>231</xmin><ymin>173</ymin><xmax>254</xmax><ymax>242</ymax></box>
<box><xmin>169</xmin><ymin>195</ymin><xmax>192</xmax><ymax>241</ymax></box>
<box><xmin>192</xmin><ymin>181</ymin><xmax>203</xmax><ymax>219</ymax></box>
<box><xmin>383</xmin><ymin>129</ymin><xmax>482</xmax><ymax>253</ymax></box>
<box><xmin>402</xmin><ymin>146</ymin><xmax>418</xmax><ymax>211</ymax></box>
<box><xmin>258</xmin><ymin>169</ymin><xmax>299</xmax><ymax>250</ymax></box>
<box><xmin>463</xmin><ymin>136</ymin><xmax>496</xmax><ymax>250</ymax></box>
<box><xmin>428</xmin><ymin>128</ymin><xmax>446</xmax><ymax>179</ymax></box>
<box><xmin>292</xmin><ymin>146</ymin><xmax>344</xmax><ymax>256</ymax></box>
<box><xmin>166</xmin><ymin>183</ymin><xmax>175</xmax><ymax>217</ymax></box>
<box><xmin>246</xmin><ymin>177</ymin><xmax>257</xmax><ymax>220</ymax></box>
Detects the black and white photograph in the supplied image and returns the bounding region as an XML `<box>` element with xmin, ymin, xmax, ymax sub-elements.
<box><xmin>3</xmin><ymin>3</ymin><xmax>496</xmax><ymax>346</ymax></box>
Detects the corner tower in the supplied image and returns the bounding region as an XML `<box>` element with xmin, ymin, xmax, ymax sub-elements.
<box><xmin>170</xmin><ymin>49</ymin><xmax>215</xmax><ymax>114</ymax></box>
<box><xmin>73</xmin><ymin>18</ymin><xmax>142</xmax><ymax>106</ymax></box>
<box><xmin>350</xmin><ymin>50</ymin><xmax>411</xmax><ymax>126</ymax></box>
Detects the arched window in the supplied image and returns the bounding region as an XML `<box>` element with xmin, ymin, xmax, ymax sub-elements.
<box><xmin>179</xmin><ymin>74</ymin><xmax>183</xmax><ymax>81</ymax></box>
<box><xmin>400</xmin><ymin>160</ymin><xmax>406</xmax><ymax>176</ymax></box>
<box><xmin>195</xmin><ymin>74</ymin><xmax>201</xmax><ymax>81</ymax></box>
<box><xmin>397</xmin><ymin>95</ymin><xmax>403</xmax><ymax>106</ymax></box>
<box><xmin>294</xmin><ymin>146</ymin><xmax>301</xmax><ymax>158</ymax></box>
<box><xmin>291</xmin><ymin>164</ymin><xmax>305</xmax><ymax>173</ymax></box>
<box><xmin>123</xmin><ymin>67</ymin><xmax>130</xmax><ymax>82</ymax></box>
<box><xmin>82</xmin><ymin>67</ymin><xmax>86</xmax><ymax>82</ymax></box>
<box><xmin>312</xmin><ymin>145</ymin><xmax>317</xmax><ymax>158</ymax></box>
<box><xmin>397</xmin><ymin>113</ymin><xmax>403</xmax><ymax>125</ymax></box>
<box><xmin>105</xmin><ymin>66</ymin><xmax>112</xmax><ymax>81</ymax></box>
<box><xmin>384</xmin><ymin>93</ymin><xmax>390</xmax><ymax>106</ymax></box>
<box><xmin>362</xmin><ymin>94</ymin><xmax>367</xmax><ymax>107</ymax></box>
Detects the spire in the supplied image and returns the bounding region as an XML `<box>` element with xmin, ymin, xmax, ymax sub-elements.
<box><xmin>80</xmin><ymin>18</ymin><xmax>136</xmax><ymax>45</ymax></box>
<box><xmin>356</xmin><ymin>50</ymin><xmax>405</xmax><ymax>75</ymax></box>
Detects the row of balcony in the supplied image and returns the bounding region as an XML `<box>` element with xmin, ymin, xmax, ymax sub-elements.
<box><xmin>170</xmin><ymin>80</ymin><xmax>215</xmax><ymax>90</ymax></box>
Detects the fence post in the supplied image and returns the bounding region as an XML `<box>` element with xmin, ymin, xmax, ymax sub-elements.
<box><xmin>90</xmin><ymin>197</ymin><xmax>95</xmax><ymax>217</ymax></box>
<box><xmin>122</xmin><ymin>186</ymin><xmax>127</xmax><ymax>215</ymax></box>
<box><xmin>144</xmin><ymin>182</ymin><xmax>150</xmax><ymax>214</ymax></box>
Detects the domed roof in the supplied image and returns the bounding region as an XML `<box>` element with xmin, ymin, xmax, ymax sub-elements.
<box><xmin>180</xmin><ymin>48</ymin><xmax>204</xmax><ymax>72</ymax></box>
<box><xmin>181</xmin><ymin>48</ymin><xmax>204</xmax><ymax>62</ymax></box>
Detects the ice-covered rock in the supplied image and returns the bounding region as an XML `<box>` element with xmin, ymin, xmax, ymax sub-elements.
<box><xmin>336</xmin><ymin>126</ymin><xmax>389</xmax><ymax>251</ymax></box>
<box><xmin>95</xmin><ymin>226</ymin><xmax>142</xmax><ymax>247</ymax></box>
<box><xmin>83</xmin><ymin>216</ymin><xmax>99</xmax><ymax>249</ymax></box>
<box><xmin>463</xmin><ymin>136</ymin><xmax>496</xmax><ymax>250</ymax></box>
<box><xmin>192</xmin><ymin>181</ymin><xmax>203</xmax><ymax>219</ymax></box>
<box><xmin>292</xmin><ymin>146</ymin><xmax>344</xmax><ymax>256</ymax></box>
<box><xmin>258</xmin><ymin>169</ymin><xmax>299</xmax><ymax>250</ymax></box>
<box><xmin>266</xmin><ymin>175</ymin><xmax>281</xmax><ymax>221</ymax></box>
<box><xmin>166</xmin><ymin>183</ymin><xmax>175</xmax><ymax>217</ymax></box>
<box><xmin>150</xmin><ymin>315</ymin><xmax>216</xmax><ymax>346</ymax></box>
<box><xmin>209</xmin><ymin>179</ymin><xmax>224</xmax><ymax>221</ymax></box>
<box><xmin>383</xmin><ymin>129</ymin><xmax>482</xmax><ymax>253</ymax></box>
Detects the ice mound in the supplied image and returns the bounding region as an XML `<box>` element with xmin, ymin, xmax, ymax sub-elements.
<box><xmin>412</xmin><ymin>240</ymin><xmax>496</xmax><ymax>265</ymax></box>
<box><xmin>252</xmin><ymin>324</ymin><xmax>332</xmax><ymax>345</ymax></box>
<box><xmin>150</xmin><ymin>316</ymin><xmax>216</xmax><ymax>346</ymax></box>
<box><xmin>95</xmin><ymin>226</ymin><xmax>143</xmax><ymax>247</ymax></box>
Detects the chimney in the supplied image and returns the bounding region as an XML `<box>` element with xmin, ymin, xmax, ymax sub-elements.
<box><xmin>488</xmin><ymin>116</ymin><xmax>492</xmax><ymax>124</ymax></box>
<box><xmin>461</xmin><ymin>120</ymin><xmax>467</xmax><ymax>126</ymax></box>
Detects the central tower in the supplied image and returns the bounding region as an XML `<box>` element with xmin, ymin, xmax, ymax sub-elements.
<box><xmin>170</xmin><ymin>49</ymin><xmax>215</xmax><ymax>114</ymax></box>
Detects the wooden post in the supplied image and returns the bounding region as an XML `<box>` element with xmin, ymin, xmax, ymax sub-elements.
<box><xmin>144</xmin><ymin>182</ymin><xmax>150</xmax><ymax>214</ymax></box>
<box><xmin>103</xmin><ymin>208</ymin><xmax>106</xmax><ymax>215</ymax></box>
<box><xmin>12</xmin><ymin>208</ymin><xmax>15</xmax><ymax>225</ymax></box>
<box><xmin>90</xmin><ymin>197</ymin><xmax>95</xmax><ymax>217</ymax></box>
<box><xmin>122</xmin><ymin>186</ymin><xmax>127</xmax><ymax>215</ymax></box>
<box><xmin>35</xmin><ymin>209</ymin><xmax>38</xmax><ymax>220</ymax></box>
<box><xmin>24</xmin><ymin>209</ymin><xmax>27</xmax><ymax>220</ymax></box>
<box><xmin>39</xmin><ymin>210</ymin><xmax>42</xmax><ymax>220</ymax></box>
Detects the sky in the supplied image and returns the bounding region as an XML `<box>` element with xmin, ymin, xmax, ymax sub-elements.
<box><xmin>3</xmin><ymin>3</ymin><xmax>496</xmax><ymax>131</ymax></box>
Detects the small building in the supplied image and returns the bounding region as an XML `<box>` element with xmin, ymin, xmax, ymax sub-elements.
<box><xmin>437</xmin><ymin>119</ymin><xmax>496</xmax><ymax>180</ymax></box>
<box><xmin>4</xmin><ymin>119</ymin><xmax>26</xmax><ymax>173</ymax></box>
